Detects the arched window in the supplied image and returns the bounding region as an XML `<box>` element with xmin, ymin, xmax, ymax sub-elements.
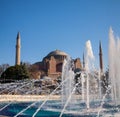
<box><xmin>56</xmin><ymin>63</ymin><xmax>63</xmax><ymax>72</ymax></box>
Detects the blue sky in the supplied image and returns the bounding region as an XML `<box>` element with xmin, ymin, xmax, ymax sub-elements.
<box><xmin>0</xmin><ymin>0</ymin><xmax>120</xmax><ymax>70</ymax></box>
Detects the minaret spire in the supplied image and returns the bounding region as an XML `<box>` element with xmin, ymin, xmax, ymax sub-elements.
<box><xmin>99</xmin><ymin>41</ymin><xmax>103</xmax><ymax>73</ymax></box>
<box><xmin>83</xmin><ymin>52</ymin><xmax>85</xmax><ymax>70</ymax></box>
<box><xmin>15</xmin><ymin>32</ymin><xmax>21</xmax><ymax>65</ymax></box>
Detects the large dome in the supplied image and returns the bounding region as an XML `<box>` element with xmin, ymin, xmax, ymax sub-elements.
<box><xmin>46</xmin><ymin>50</ymin><xmax>68</xmax><ymax>57</ymax></box>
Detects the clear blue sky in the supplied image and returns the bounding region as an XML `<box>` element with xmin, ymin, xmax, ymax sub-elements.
<box><xmin>0</xmin><ymin>0</ymin><xmax>120</xmax><ymax>70</ymax></box>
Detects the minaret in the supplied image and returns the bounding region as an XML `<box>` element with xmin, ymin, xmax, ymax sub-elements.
<box><xmin>99</xmin><ymin>41</ymin><xmax>103</xmax><ymax>73</ymax></box>
<box><xmin>15</xmin><ymin>32</ymin><xmax>21</xmax><ymax>65</ymax></box>
<box><xmin>83</xmin><ymin>52</ymin><xmax>85</xmax><ymax>70</ymax></box>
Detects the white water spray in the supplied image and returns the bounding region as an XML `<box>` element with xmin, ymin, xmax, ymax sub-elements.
<box><xmin>61</xmin><ymin>56</ymin><xmax>74</xmax><ymax>105</ymax></box>
<box><xmin>109</xmin><ymin>27</ymin><xmax>120</xmax><ymax>105</ymax></box>
<box><xmin>85</xmin><ymin>40</ymin><xmax>95</xmax><ymax>109</ymax></box>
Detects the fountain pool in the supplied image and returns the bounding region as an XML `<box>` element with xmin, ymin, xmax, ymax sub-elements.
<box><xmin>0</xmin><ymin>99</ymin><xmax>120</xmax><ymax>117</ymax></box>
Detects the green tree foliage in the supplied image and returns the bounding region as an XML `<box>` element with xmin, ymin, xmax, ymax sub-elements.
<box><xmin>0</xmin><ymin>64</ymin><xmax>9</xmax><ymax>77</ymax></box>
<box><xmin>1</xmin><ymin>64</ymin><xmax>30</xmax><ymax>80</ymax></box>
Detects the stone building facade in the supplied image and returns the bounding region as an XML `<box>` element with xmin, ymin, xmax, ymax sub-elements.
<box><xmin>31</xmin><ymin>50</ymin><xmax>82</xmax><ymax>79</ymax></box>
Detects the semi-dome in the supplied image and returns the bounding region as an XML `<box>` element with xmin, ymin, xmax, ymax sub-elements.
<box><xmin>46</xmin><ymin>50</ymin><xmax>68</xmax><ymax>57</ymax></box>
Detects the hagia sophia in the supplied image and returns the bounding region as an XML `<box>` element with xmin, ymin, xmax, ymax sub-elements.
<box><xmin>31</xmin><ymin>50</ymin><xmax>82</xmax><ymax>79</ymax></box>
<box><xmin>15</xmin><ymin>32</ymin><xmax>103</xmax><ymax>79</ymax></box>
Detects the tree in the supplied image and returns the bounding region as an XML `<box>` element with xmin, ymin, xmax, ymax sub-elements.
<box><xmin>0</xmin><ymin>64</ymin><xmax>9</xmax><ymax>77</ymax></box>
<box><xmin>1</xmin><ymin>64</ymin><xmax>30</xmax><ymax>81</ymax></box>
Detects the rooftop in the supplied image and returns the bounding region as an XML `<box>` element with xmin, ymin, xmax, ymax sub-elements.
<box><xmin>46</xmin><ymin>50</ymin><xmax>68</xmax><ymax>57</ymax></box>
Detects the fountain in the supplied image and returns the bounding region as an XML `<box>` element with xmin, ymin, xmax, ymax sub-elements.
<box><xmin>61</xmin><ymin>56</ymin><xmax>75</xmax><ymax>106</ymax></box>
<box><xmin>0</xmin><ymin>28</ymin><xmax>120</xmax><ymax>117</ymax></box>
<box><xmin>109</xmin><ymin>27</ymin><xmax>120</xmax><ymax>105</ymax></box>
<box><xmin>85</xmin><ymin>40</ymin><xmax>95</xmax><ymax>109</ymax></box>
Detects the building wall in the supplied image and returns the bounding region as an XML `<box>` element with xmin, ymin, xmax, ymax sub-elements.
<box><xmin>48</xmin><ymin>56</ymin><xmax>56</xmax><ymax>74</ymax></box>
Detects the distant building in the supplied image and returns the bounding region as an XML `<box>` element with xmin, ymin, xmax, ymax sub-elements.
<box><xmin>15</xmin><ymin>32</ymin><xmax>21</xmax><ymax>65</ymax></box>
<box><xmin>14</xmin><ymin>33</ymin><xmax>104</xmax><ymax>80</ymax></box>
<box><xmin>31</xmin><ymin>50</ymin><xmax>82</xmax><ymax>79</ymax></box>
<box><xmin>99</xmin><ymin>41</ymin><xmax>103</xmax><ymax>73</ymax></box>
